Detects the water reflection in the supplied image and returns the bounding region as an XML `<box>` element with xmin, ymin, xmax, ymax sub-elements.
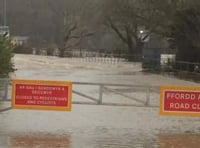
<box><xmin>86</xmin><ymin>133</ymin><xmax>200</xmax><ymax>148</ymax></box>
<box><xmin>9</xmin><ymin>133</ymin><xmax>71</xmax><ymax>148</ymax></box>
<box><xmin>1</xmin><ymin>132</ymin><xmax>200</xmax><ymax>147</ymax></box>
<box><xmin>159</xmin><ymin>134</ymin><xmax>200</xmax><ymax>148</ymax></box>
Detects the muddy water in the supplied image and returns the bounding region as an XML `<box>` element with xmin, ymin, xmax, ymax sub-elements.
<box><xmin>1</xmin><ymin>132</ymin><xmax>200</xmax><ymax>148</ymax></box>
<box><xmin>1</xmin><ymin>104</ymin><xmax>200</xmax><ymax>147</ymax></box>
<box><xmin>159</xmin><ymin>134</ymin><xmax>200</xmax><ymax>148</ymax></box>
<box><xmin>8</xmin><ymin>133</ymin><xmax>71</xmax><ymax>148</ymax></box>
<box><xmin>1</xmin><ymin>133</ymin><xmax>200</xmax><ymax>148</ymax></box>
<box><xmin>1</xmin><ymin>54</ymin><xmax>200</xmax><ymax>147</ymax></box>
<box><xmin>6</xmin><ymin>133</ymin><xmax>200</xmax><ymax>148</ymax></box>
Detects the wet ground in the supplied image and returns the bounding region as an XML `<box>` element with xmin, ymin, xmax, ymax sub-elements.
<box><xmin>0</xmin><ymin>54</ymin><xmax>200</xmax><ymax>148</ymax></box>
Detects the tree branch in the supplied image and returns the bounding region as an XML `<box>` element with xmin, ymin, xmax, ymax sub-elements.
<box><xmin>64</xmin><ymin>23</ymin><xmax>77</xmax><ymax>42</ymax></box>
<box><xmin>107</xmin><ymin>17</ymin><xmax>128</xmax><ymax>43</ymax></box>
<box><xmin>65</xmin><ymin>41</ymin><xmax>80</xmax><ymax>49</ymax></box>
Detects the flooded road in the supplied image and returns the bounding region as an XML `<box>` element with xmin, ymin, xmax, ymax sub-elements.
<box><xmin>1</xmin><ymin>103</ymin><xmax>200</xmax><ymax>147</ymax></box>
<box><xmin>1</xmin><ymin>54</ymin><xmax>200</xmax><ymax>147</ymax></box>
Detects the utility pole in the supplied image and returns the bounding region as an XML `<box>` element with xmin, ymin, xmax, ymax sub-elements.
<box><xmin>0</xmin><ymin>0</ymin><xmax>8</xmax><ymax>37</ymax></box>
<box><xmin>3</xmin><ymin>0</ymin><xmax>7</xmax><ymax>26</ymax></box>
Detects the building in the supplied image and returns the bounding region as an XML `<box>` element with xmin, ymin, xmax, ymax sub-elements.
<box><xmin>142</xmin><ymin>34</ymin><xmax>176</xmax><ymax>69</ymax></box>
<box><xmin>11</xmin><ymin>36</ymin><xmax>29</xmax><ymax>45</ymax></box>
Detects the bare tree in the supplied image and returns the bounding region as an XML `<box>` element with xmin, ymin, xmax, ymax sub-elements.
<box><xmin>104</xmin><ymin>0</ymin><xmax>147</xmax><ymax>60</ymax></box>
<box><xmin>103</xmin><ymin>0</ymin><xmax>186</xmax><ymax>60</ymax></box>
<box><xmin>48</xmin><ymin>0</ymin><xmax>99</xmax><ymax>57</ymax></box>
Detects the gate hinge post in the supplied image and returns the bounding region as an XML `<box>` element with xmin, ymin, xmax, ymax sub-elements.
<box><xmin>99</xmin><ymin>85</ymin><xmax>103</xmax><ymax>104</ymax></box>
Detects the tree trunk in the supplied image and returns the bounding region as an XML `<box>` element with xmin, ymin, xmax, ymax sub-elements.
<box><xmin>127</xmin><ymin>36</ymin><xmax>143</xmax><ymax>61</ymax></box>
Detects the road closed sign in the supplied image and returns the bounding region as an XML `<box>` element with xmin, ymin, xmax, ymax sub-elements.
<box><xmin>160</xmin><ymin>86</ymin><xmax>200</xmax><ymax>117</ymax></box>
<box><xmin>12</xmin><ymin>80</ymin><xmax>72</xmax><ymax>111</ymax></box>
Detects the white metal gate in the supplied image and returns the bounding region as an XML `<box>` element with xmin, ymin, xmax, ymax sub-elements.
<box><xmin>0</xmin><ymin>79</ymin><xmax>160</xmax><ymax>112</ymax></box>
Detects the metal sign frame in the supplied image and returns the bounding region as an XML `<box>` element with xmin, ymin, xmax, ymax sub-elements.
<box><xmin>160</xmin><ymin>86</ymin><xmax>200</xmax><ymax>117</ymax></box>
<box><xmin>12</xmin><ymin>79</ymin><xmax>72</xmax><ymax>111</ymax></box>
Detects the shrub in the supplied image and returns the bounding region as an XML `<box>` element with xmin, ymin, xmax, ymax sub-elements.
<box><xmin>0</xmin><ymin>37</ymin><xmax>15</xmax><ymax>77</ymax></box>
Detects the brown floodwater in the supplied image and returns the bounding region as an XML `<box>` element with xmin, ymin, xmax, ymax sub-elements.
<box><xmin>1</xmin><ymin>103</ymin><xmax>200</xmax><ymax>148</ymax></box>
<box><xmin>1</xmin><ymin>55</ymin><xmax>200</xmax><ymax>147</ymax></box>
<box><xmin>9</xmin><ymin>133</ymin><xmax>71</xmax><ymax>148</ymax></box>
<box><xmin>1</xmin><ymin>133</ymin><xmax>200</xmax><ymax>148</ymax></box>
<box><xmin>159</xmin><ymin>134</ymin><xmax>200</xmax><ymax>148</ymax></box>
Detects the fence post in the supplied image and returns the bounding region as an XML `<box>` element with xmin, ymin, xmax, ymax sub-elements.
<box><xmin>145</xmin><ymin>87</ymin><xmax>150</xmax><ymax>106</ymax></box>
<box><xmin>4</xmin><ymin>79</ymin><xmax>8</xmax><ymax>101</ymax></box>
<box><xmin>99</xmin><ymin>84</ymin><xmax>103</xmax><ymax>104</ymax></box>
